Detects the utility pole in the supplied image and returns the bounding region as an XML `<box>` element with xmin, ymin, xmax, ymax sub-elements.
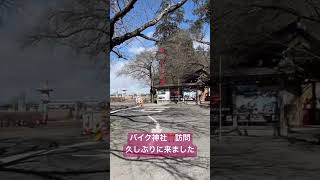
<box><xmin>219</xmin><ymin>56</ymin><xmax>222</xmax><ymax>140</ymax></box>
<box><xmin>178</xmin><ymin>78</ymin><xmax>180</xmax><ymax>103</ymax></box>
<box><xmin>150</xmin><ymin>64</ymin><xmax>154</xmax><ymax>103</ymax></box>
<box><xmin>36</xmin><ymin>80</ymin><xmax>53</xmax><ymax>125</ymax></box>
<box><xmin>311</xmin><ymin>81</ymin><xmax>317</xmax><ymax>124</ymax></box>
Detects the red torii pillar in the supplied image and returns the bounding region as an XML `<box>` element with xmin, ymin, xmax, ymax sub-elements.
<box><xmin>159</xmin><ymin>47</ymin><xmax>166</xmax><ymax>86</ymax></box>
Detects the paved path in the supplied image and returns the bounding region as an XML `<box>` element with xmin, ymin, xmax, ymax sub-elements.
<box><xmin>0</xmin><ymin>117</ymin><xmax>108</xmax><ymax>180</ymax></box>
<box><xmin>110</xmin><ymin>103</ymin><xmax>210</xmax><ymax>180</ymax></box>
<box><xmin>212</xmin><ymin>135</ymin><xmax>320</xmax><ymax>180</ymax></box>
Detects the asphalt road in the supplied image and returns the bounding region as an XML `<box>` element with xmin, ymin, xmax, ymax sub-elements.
<box><xmin>0</xmin><ymin>117</ymin><xmax>109</xmax><ymax>180</ymax></box>
<box><xmin>110</xmin><ymin>103</ymin><xmax>210</xmax><ymax>180</ymax></box>
<box><xmin>3</xmin><ymin>103</ymin><xmax>319</xmax><ymax>180</ymax></box>
<box><xmin>212</xmin><ymin>135</ymin><xmax>320</xmax><ymax>180</ymax></box>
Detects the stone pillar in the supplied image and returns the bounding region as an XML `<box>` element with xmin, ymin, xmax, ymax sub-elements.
<box><xmin>278</xmin><ymin>90</ymin><xmax>295</xmax><ymax>137</ymax></box>
<box><xmin>197</xmin><ymin>89</ymin><xmax>202</xmax><ymax>105</ymax></box>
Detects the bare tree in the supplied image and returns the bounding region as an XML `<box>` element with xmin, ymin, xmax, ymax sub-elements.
<box><xmin>24</xmin><ymin>0</ymin><xmax>189</xmax><ymax>58</ymax></box>
<box><xmin>117</xmin><ymin>31</ymin><xmax>209</xmax><ymax>102</ymax></box>
<box><xmin>23</xmin><ymin>0</ymin><xmax>110</xmax><ymax>57</ymax></box>
<box><xmin>117</xmin><ymin>50</ymin><xmax>159</xmax><ymax>102</ymax></box>
<box><xmin>0</xmin><ymin>0</ymin><xmax>23</xmax><ymax>25</ymax></box>
<box><xmin>214</xmin><ymin>0</ymin><xmax>320</xmax><ymax>55</ymax></box>
<box><xmin>0</xmin><ymin>0</ymin><xmax>18</xmax><ymax>13</ymax></box>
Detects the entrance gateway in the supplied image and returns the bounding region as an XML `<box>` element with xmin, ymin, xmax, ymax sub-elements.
<box><xmin>155</xmin><ymin>83</ymin><xmax>204</xmax><ymax>103</ymax></box>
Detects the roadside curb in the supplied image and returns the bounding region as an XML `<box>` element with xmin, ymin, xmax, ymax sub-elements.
<box><xmin>199</xmin><ymin>104</ymin><xmax>210</xmax><ymax>109</ymax></box>
<box><xmin>287</xmin><ymin>134</ymin><xmax>320</xmax><ymax>144</ymax></box>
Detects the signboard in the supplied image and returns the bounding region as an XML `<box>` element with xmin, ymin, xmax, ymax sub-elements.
<box><xmin>235</xmin><ymin>86</ymin><xmax>277</xmax><ymax>114</ymax></box>
<box><xmin>157</xmin><ymin>89</ymin><xmax>170</xmax><ymax>101</ymax></box>
<box><xmin>183</xmin><ymin>88</ymin><xmax>197</xmax><ymax>101</ymax></box>
<box><xmin>123</xmin><ymin>132</ymin><xmax>197</xmax><ymax>158</ymax></box>
<box><xmin>235</xmin><ymin>86</ymin><xmax>277</xmax><ymax>122</ymax></box>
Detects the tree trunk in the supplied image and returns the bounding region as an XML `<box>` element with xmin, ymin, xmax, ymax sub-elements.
<box><xmin>178</xmin><ymin>79</ymin><xmax>180</xmax><ymax>103</ymax></box>
<box><xmin>150</xmin><ymin>87</ymin><xmax>153</xmax><ymax>103</ymax></box>
<box><xmin>311</xmin><ymin>81</ymin><xmax>316</xmax><ymax>124</ymax></box>
<box><xmin>150</xmin><ymin>65</ymin><xmax>154</xmax><ymax>103</ymax></box>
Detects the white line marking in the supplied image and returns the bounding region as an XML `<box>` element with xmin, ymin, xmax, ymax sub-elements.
<box><xmin>0</xmin><ymin>150</ymin><xmax>47</xmax><ymax>164</ymax></box>
<box><xmin>111</xmin><ymin>105</ymin><xmax>169</xmax><ymax>132</ymax></box>
<box><xmin>147</xmin><ymin>115</ymin><xmax>158</xmax><ymax>124</ymax></box>
<box><xmin>110</xmin><ymin>106</ymin><xmax>140</xmax><ymax>114</ymax></box>
<box><xmin>146</xmin><ymin>107</ymin><xmax>170</xmax><ymax>109</ymax></box>
<box><xmin>148</xmin><ymin>115</ymin><xmax>162</xmax><ymax>133</ymax></box>
<box><xmin>71</xmin><ymin>154</ymin><xmax>107</xmax><ymax>158</ymax></box>
<box><xmin>131</xmin><ymin>107</ymin><xmax>167</xmax><ymax>113</ymax></box>
<box><xmin>131</xmin><ymin>110</ymin><xmax>163</xmax><ymax>113</ymax></box>
<box><xmin>141</xmin><ymin>110</ymin><xmax>163</xmax><ymax>113</ymax></box>
<box><xmin>145</xmin><ymin>108</ymin><xmax>167</xmax><ymax>110</ymax></box>
<box><xmin>0</xmin><ymin>141</ymin><xmax>100</xmax><ymax>164</ymax></box>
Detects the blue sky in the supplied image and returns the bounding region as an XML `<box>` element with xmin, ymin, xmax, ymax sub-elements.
<box><xmin>110</xmin><ymin>0</ymin><xmax>210</xmax><ymax>95</ymax></box>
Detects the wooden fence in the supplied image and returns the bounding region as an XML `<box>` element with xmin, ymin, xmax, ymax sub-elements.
<box><xmin>0</xmin><ymin>112</ymin><xmax>42</xmax><ymax>127</ymax></box>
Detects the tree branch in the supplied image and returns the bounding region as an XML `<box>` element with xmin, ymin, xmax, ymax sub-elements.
<box><xmin>111</xmin><ymin>0</ymin><xmax>188</xmax><ymax>48</ymax></box>
<box><xmin>110</xmin><ymin>0</ymin><xmax>138</xmax><ymax>38</ymax></box>
<box><xmin>250</xmin><ymin>4</ymin><xmax>320</xmax><ymax>23</ymax></box>
<box><xmin>138</xmin><ymin>33</ymin><xmax>159</xmax><ymax>42</ymax></box>
<box><xmin>192</xmin><ymin>38</ymin><xmax>210</xmax><ymax>45</ymax></box>
<box><xmin>111</xmin><ymin>49</ymin><xmax>128</xmax><ymax>60</ymax></box>
<box><xmin>111</xmin><ymin>0</ymin><xmax>137</xmax><ymax>24</ymax></box>
<box><xmin>39</xmin><ymin>27</ymin><xmax>108</xmax><ymax>39</ymax></box>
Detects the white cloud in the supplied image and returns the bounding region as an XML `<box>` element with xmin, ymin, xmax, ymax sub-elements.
<box><xmin>110</xmin><ymin>60</ymin><xmax>149</xmax><ymax>95</ymax></box>
<box><xmin>110</xmin><ymin>29</ymin><xmax>157</xmax><ymax>94</ymax></box>
<box><xmin>126</xmin><ymin>29</ymin><xmax>156</xmax><ymax>55</ymax></box>
<box><xmin>192</xmin><ymin>34</ymin><xmax>210</xmax><ymax>50</ymax></box>
<box><xmin>128</xmin><ymin>46</ymin><xmax>157</xmax><ymax>55</ymax></box>
<box><xmin>128</xmin><ymin>47</ymin><xmax>146</xmax><ymax>54</ymax></box>
<box><xmin>193</xmin><ymin>41</ymin><xmax>209</xmax><ymax>50</ymax></box>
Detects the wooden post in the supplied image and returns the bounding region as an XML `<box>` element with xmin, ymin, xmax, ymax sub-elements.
<box><xmin>311</xmin><ymin>81</ymin><xmax>316</xmax><ymax>124</ymax></box>
<box><xmin>219</xmin><ymin>56</ymin><xmax>222</xmax><ymax>140</ymax></box>
<box><xmin>150</xmin><ymin>64</ymin><xmax>154</xmax><ymax>103</ymax></box>
<box><xmin>178</xmin><ymin>79</ymin><xmax>180</xmax><ymax>103</ymax></box>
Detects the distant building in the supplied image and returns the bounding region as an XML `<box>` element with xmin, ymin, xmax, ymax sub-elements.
<box><xmin>154</xmin><ymin>64</ymin><xmax>209</xmax><ymax>104</ymax></box>
<box><xmin>122</xmin><ymin>89</ymin><xmax>127</xmax><ymax>96</ymax></box>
